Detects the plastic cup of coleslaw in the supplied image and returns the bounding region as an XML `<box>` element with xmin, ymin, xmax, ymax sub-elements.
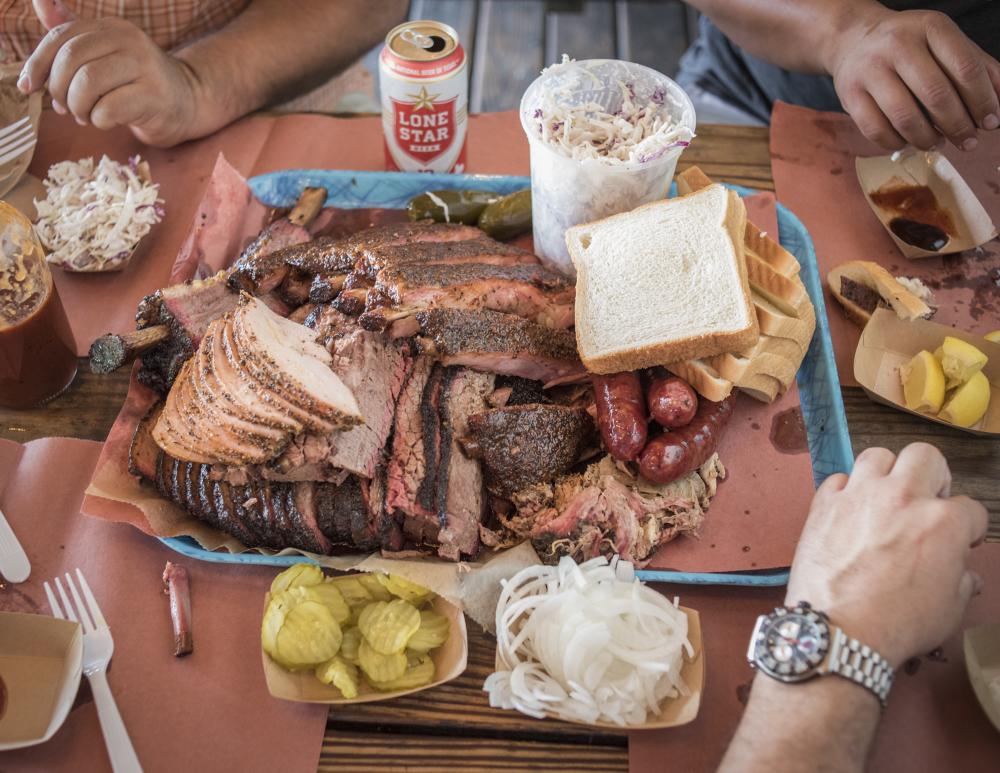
<box><xmin>520</xmin><ymin>58</ymin><xmax>696</xmax><ymax>274</ymax></box>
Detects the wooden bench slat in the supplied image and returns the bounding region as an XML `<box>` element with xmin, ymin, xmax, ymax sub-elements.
<box><xmin>318</xmin><ymin>732</ymin><xmax>628</xmax><ymax>772</ymax></box>
<box><xmin>471</xmin><ymin>0</ymin><xmax>546</xmax><ymax>112</ymax></box>
<box><xmin>545</xmin><ymin>1</ymin><xmax>616</xmax><ymax>64</ymax></box>
<box><xmin>616</xmin><ymin>0</ymin><xmax>690</xmax><ymax>78</ymax></box>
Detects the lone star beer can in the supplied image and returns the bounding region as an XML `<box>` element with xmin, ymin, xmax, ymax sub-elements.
<box><xmin>380</xmin><ymin>20</ymin><xmax>468</xmax><ymax>173</ymax></box>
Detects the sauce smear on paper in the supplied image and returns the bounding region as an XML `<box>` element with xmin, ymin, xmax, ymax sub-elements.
<box><xmin>869</xmin><ymin>184</ymin><xmax>954</xmax><ymax>252</ymax></box>
<box><xmin>770</xmin><ymin>407</ymin><xmax>808</xmax><ymax>454</ymax></box>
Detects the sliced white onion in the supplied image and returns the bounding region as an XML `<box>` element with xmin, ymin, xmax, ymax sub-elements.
<box><xmin>484</xmin><ymin>555</ymin><xmax>692</xmax><ymax>727</ymax></box>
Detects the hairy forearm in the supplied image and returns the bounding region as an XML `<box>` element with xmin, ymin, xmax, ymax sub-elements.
<box><xmin>683</xmin><ymin>0</ymin><xmax>891</xmax><ymax>74</ymax></box>
<box><xmin>719</xmin><ymin>675</ymin><xmax>880</xmax><ymax>772</ymax></box>
<box><xmin>173</xmin><ymin>0</ymin><xmax>408</xmax><ymax>137</ymax></box>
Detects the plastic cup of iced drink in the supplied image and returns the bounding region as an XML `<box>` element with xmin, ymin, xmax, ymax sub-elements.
<box><xmin>520</xmin><ymin>58</ymin><xmax>696</xmax><ymax>274</ymax></box>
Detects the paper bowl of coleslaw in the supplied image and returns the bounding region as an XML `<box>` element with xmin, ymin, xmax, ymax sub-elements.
<box><xmin>520</xmin><ymin>58</ymin><xmax>696</xmax><ymax>273</ymax></box>
<box><xmin>33</xmin><ymin>155</ymin><xmax>164</xmax><ymax>272</ymax></box>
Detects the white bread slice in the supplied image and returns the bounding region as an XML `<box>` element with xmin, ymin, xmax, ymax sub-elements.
<box><xmin>754</xmin><ymin>293</ymin><xmax>815</xmax><ymax>347</ymax></box>
<box><xmin>745</xmin><ymin>250</ymin><xmax>809</xmax><ymax>318</ymax></box>
<box><xmin>676</xmin><ymin>166</ymin><xmax>800</xmax><ymax>277</ymax></box>
<box><xmin>745</xmin><ymin>223</ymin><xmax>800</xmax><ymax>277</ymax></box>
<box><xmin>665</xmin><ymin>359</ymin><xmax>734</xmax><ymax>402</ymax></box>
<box><xmin>738</xmin><ymin>372</ymin><xmax>783</xmax><ymax>403</ymax></box>
<box><xmin>567</xmin><ymin>185</ymin><xmax>759</xmax><ymax>373</ymax></box>
<box><xmin>710</xmin><ymin>335</ymin><xmax>801</xmax><ymax>384</ymax></box>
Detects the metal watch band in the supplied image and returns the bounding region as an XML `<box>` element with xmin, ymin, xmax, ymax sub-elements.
<box><xmin>825</xmin><ymin>627</ymin><xmax>894</xmax><ymax>707</ymax></box>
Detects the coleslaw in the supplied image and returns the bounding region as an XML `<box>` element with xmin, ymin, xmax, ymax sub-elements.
<box><xmin>529</xmin><ymin>56</ymin><xmax>694</xmax><ymax>166</ymax></box>
<box><xmin>34</xmin><ymin>155</ymin><xmax>164</xmax><ymax>272</ymax></box>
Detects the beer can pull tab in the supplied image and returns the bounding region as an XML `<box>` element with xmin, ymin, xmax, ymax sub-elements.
<box><xmin>400</xmin><ymin>27</ymin><xmax>434</xmax><ymax>50</ymax></box>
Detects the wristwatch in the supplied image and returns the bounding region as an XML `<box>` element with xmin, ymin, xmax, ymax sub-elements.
<box><xmin>746</xmin><ymin>601</ymin><xmax>894</xmax><ymax>707</ymax></box>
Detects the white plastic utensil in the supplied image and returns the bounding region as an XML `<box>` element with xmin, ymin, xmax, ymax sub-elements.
<box><xmin>44</xmin><ymin>569</ymin><xmax>143</xmax><ymax>773</ymax></box>
<box><xmin>0</xmin><ymin>115</ymin><xmax>31</xmax><ymax>144</ymax></box>
<box><xmin>0</xmin><ymin>505</ymin><xmax>30</xmax><ymax>582</ymax></box>
<box><xmin>0</xmin><ymin>131</ymin><xmax>36</xmax><ymax>167</ymax></box>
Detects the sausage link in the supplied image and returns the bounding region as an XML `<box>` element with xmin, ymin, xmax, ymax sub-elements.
<box><xmin>638</xmin><ymin>395</ymin><xmax>735</xmax><ymax>484</ymax></box>
<box><xmin>647</xmin><ymin>375</ymin><xmax>699</xmax><ymax>428</ymax></box>
<box><xmin>592</xmin><ymin>372</ymin><xmax>648</xmax><ymax>461</ymax></box>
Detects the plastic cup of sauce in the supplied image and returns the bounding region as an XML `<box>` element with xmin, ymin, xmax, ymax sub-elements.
<box><xmin>520</xmin><ymin>59</ymin><xmax>696</xmax><ymax>274</ymax></box>
<box><xmin>0</xmin><ymin>202</ymin><xmax>76</xmax><ymax>408</ymax></box>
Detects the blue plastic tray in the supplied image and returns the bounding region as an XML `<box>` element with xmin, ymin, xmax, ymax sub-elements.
<box><xmin>161</xmin><ymin>170</ymin><xmax>854</xmax><ymax>587</ymax></box>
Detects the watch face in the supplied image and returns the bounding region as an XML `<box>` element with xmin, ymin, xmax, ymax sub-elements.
<box><xmin>753</xmin><ymin>605</ymin><xmax>830</xmax><ymax>682</ymax></box>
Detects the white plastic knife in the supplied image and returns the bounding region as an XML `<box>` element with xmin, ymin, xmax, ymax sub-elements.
<box><xmin>0</xmin><ymin>506</ymin><xmax>30</xmax><ymax>583</ymax></box>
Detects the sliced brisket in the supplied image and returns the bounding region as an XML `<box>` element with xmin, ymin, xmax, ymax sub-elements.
<box><xmin>359</xmin><ymin>262</ymin><xmax>575</xmax><ymax>332</ymax></box>
<box><xmin>414</xmin><ymin>308</ymin><xmax>587</xmax><ymax>385</ymax></box>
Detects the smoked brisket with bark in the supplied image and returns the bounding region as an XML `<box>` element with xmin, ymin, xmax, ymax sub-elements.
<box><xmin>359</xmin><ymin>262</ymin><xmax>575</xmax><ymax>334</ymax></box>
<box><xmin>414</xmin><ymin>308</ymin><xmax>587</xmax><ymax>385</ymax></box>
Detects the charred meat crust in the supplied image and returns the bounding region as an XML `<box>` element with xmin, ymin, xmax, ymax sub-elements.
<box><xmin>355</xmin><ymin>238</ymin><xmax>536</xmax><ymax>280</ymax></box>
<box><xmin>374</xmin><ymin>262</ymin><xmax>571</xmax><ymax>301</ymax></box>
<box><xmin>415</xmin><ymin>308</ymin><xmax>579</xmax><ymax>361</ymax></box>
<box><xmin>466</xmin><ymin>404</ymin><xmax>595</xmax><ymax>498</ymax></box>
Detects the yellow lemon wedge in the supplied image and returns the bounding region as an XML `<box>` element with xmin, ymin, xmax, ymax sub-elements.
<box><xmin>985</xmin><ymin>330</ymin><xmax>1000</xmax><ymax>344</ymax></box>
<box><xmin>936</xmin><ymin>336</ymin><xmax>988</xmax><ymax>389</ymax></box>
<box><xmin>938</xmin><ymin>370</ymin><xmax>991</xmax><ymax>428</ymax></box>
<box><xmin>900</xmin><ymin>349</ymin><xmax>946</xmax><ymax>413</ymax></box>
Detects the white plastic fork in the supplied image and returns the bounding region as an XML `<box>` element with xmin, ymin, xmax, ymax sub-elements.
<box><xmin>0</xmin><ymin>115</ymin><xmax>31</xmax><ymax>143</ymax></box>
<box><xmin>0</xmin><ymin>114</ymin><xmax>36</xmax><ymax>167</ymax></box>
<box><xmin>44</xmin><ymin>569</ymin><xmax>143</xmax><ymax>773</ymax></box>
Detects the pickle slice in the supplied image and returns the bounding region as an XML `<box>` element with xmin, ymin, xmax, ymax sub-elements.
<box><xmin>357</xmin><ymin>572</ymin><xmax>394</xmax><ymax>602</ymax></box>
<box><xmin>340</xmin><ymin>626</ymin><xmax>363</xmax><ymax>665</ymax></box>
<box><xmin>315</xmin><ymin>656</ymin><xmax>360</xmax><ymax>699</ymax></box>
<box><xmin>407</xmin><ymin>189</ymin><xmax>499</xmax><ymax>224</ymax></box>
<box><xmin>406</xmin><ymin>609</ymin><xmax>449</xmax><ymax>653</ymax></box>
<box><xmin>261</xmin><ymin>591</ymin><xmax>297</xmax><ymax>659</ymax></box>
<box><xmin>273</xmin><ymin>600</ymin><xmax>342</xmax><ymax>669</ymax></box>
<box><xmin>369</xmin><ymin>653</ymin><xmax>436</xmax><ymax>692</ymax></box>
<box><xmin>327</xmin><ymin>575</ymin><xmax>375</xmax><ymax>611</ymax></box>
<box><xmin>358</xmin><ymin>638</ymin><xmax>407</xmax><ymax>683</ymax></box>
<box><xmin>358</xmin><ymin>599</ymin><xmax>421</xmax><ymax>655</ymax></box>
<box><xmin>478</xmin><ymin>189</ymin><xmax>531</xmax><ymax>240</ymax></box>
<box><xmin>375</xmin><ymin>573</ymin><xmax>434</xmax><ymax>605</ymax></box>
<box><xmin>270</xmin><ymin>563</ymin><xmax>323</xmax><ymax>595</ymax></box>
<box><xmin>303</xmin><ymin>581</ymin><xmax>352</xmax><ymax>626</ymax></box>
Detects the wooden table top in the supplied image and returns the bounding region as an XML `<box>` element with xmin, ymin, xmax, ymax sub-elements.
<box><xmin>2</xmin><ymin>124</ymin><xmax>997</xmax><ymax>772</ymax></box>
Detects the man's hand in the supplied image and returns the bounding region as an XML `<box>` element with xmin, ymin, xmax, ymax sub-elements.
<box><xmin>826</xmin><ymin>7</ymin><xmax>1000</xmax><ymax>151</ymax></box>
<box><xmin>18</xmin><ymin>11</ymin><xmax>200</xmax><ymax>147</ymax></box>
<box><xmin>786</xmin><ymin>442</ymin><xmax>988</xmax><ymax>666</ymax></box>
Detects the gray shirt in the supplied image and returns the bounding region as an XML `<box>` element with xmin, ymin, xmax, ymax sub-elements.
<box><xmin>677</xmin><ymin>2</ymin><xmax>1000</xmax><ymax>123</ymax></box>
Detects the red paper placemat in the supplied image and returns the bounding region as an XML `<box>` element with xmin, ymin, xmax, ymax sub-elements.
<box><xmin>629</xmin><ymin>544</ymin><xmax>1000</xmax><ymax>772</ymax></box>
<box><xmin>0</xmin><ymin>437</ymin><xmax>328</xmax><ymax>773</ymax></box>
<box><xmin>770</xmin><ymin>102</ymin><xmax>1000</xmax><ymax>386</ymax></box>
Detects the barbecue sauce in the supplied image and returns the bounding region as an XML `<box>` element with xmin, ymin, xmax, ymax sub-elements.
<box><xmin>869</xmin><ymin>184</ymin><xmax>954</xmax><ymax>252</ymax></box>
<box><xmin>0</xmin><ymin>203</ymin><xmax>76</xmax><ymax>408</ymax></box>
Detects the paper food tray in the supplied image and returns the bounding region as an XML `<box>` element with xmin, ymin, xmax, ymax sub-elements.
<box><xmin>856</xmin><ymin>151</ymin><xmax>997</xmax><ymax>259</ymax></box>
<box><xmin>964</xmin><ymin>622</ymin><xmax>1000</xmax><ymax>735</ymax></box>
<box><xmin>0</xmin><ymin>613</ymin><xmax>82</xmax><ymax>750</ymax></box>
<box><xmin>261</xmin><ymin>591</ymin><xmax>468</xmax><ymax>704</ymax></box>
<box><xmin>491</xmin><ymin>606</ymin><xmax>703</xmax><ymax>730</ymax></box>
<box><xmin>854</xmin><ymin>308</ymin><xmax>1000</xmax><ymax>436</ymax></box>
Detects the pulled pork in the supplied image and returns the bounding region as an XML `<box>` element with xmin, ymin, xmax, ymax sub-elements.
<box><xmin>485</xmin><ymin>454</ymin><xmax>725</xmax><ymax>565</ymax></box>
